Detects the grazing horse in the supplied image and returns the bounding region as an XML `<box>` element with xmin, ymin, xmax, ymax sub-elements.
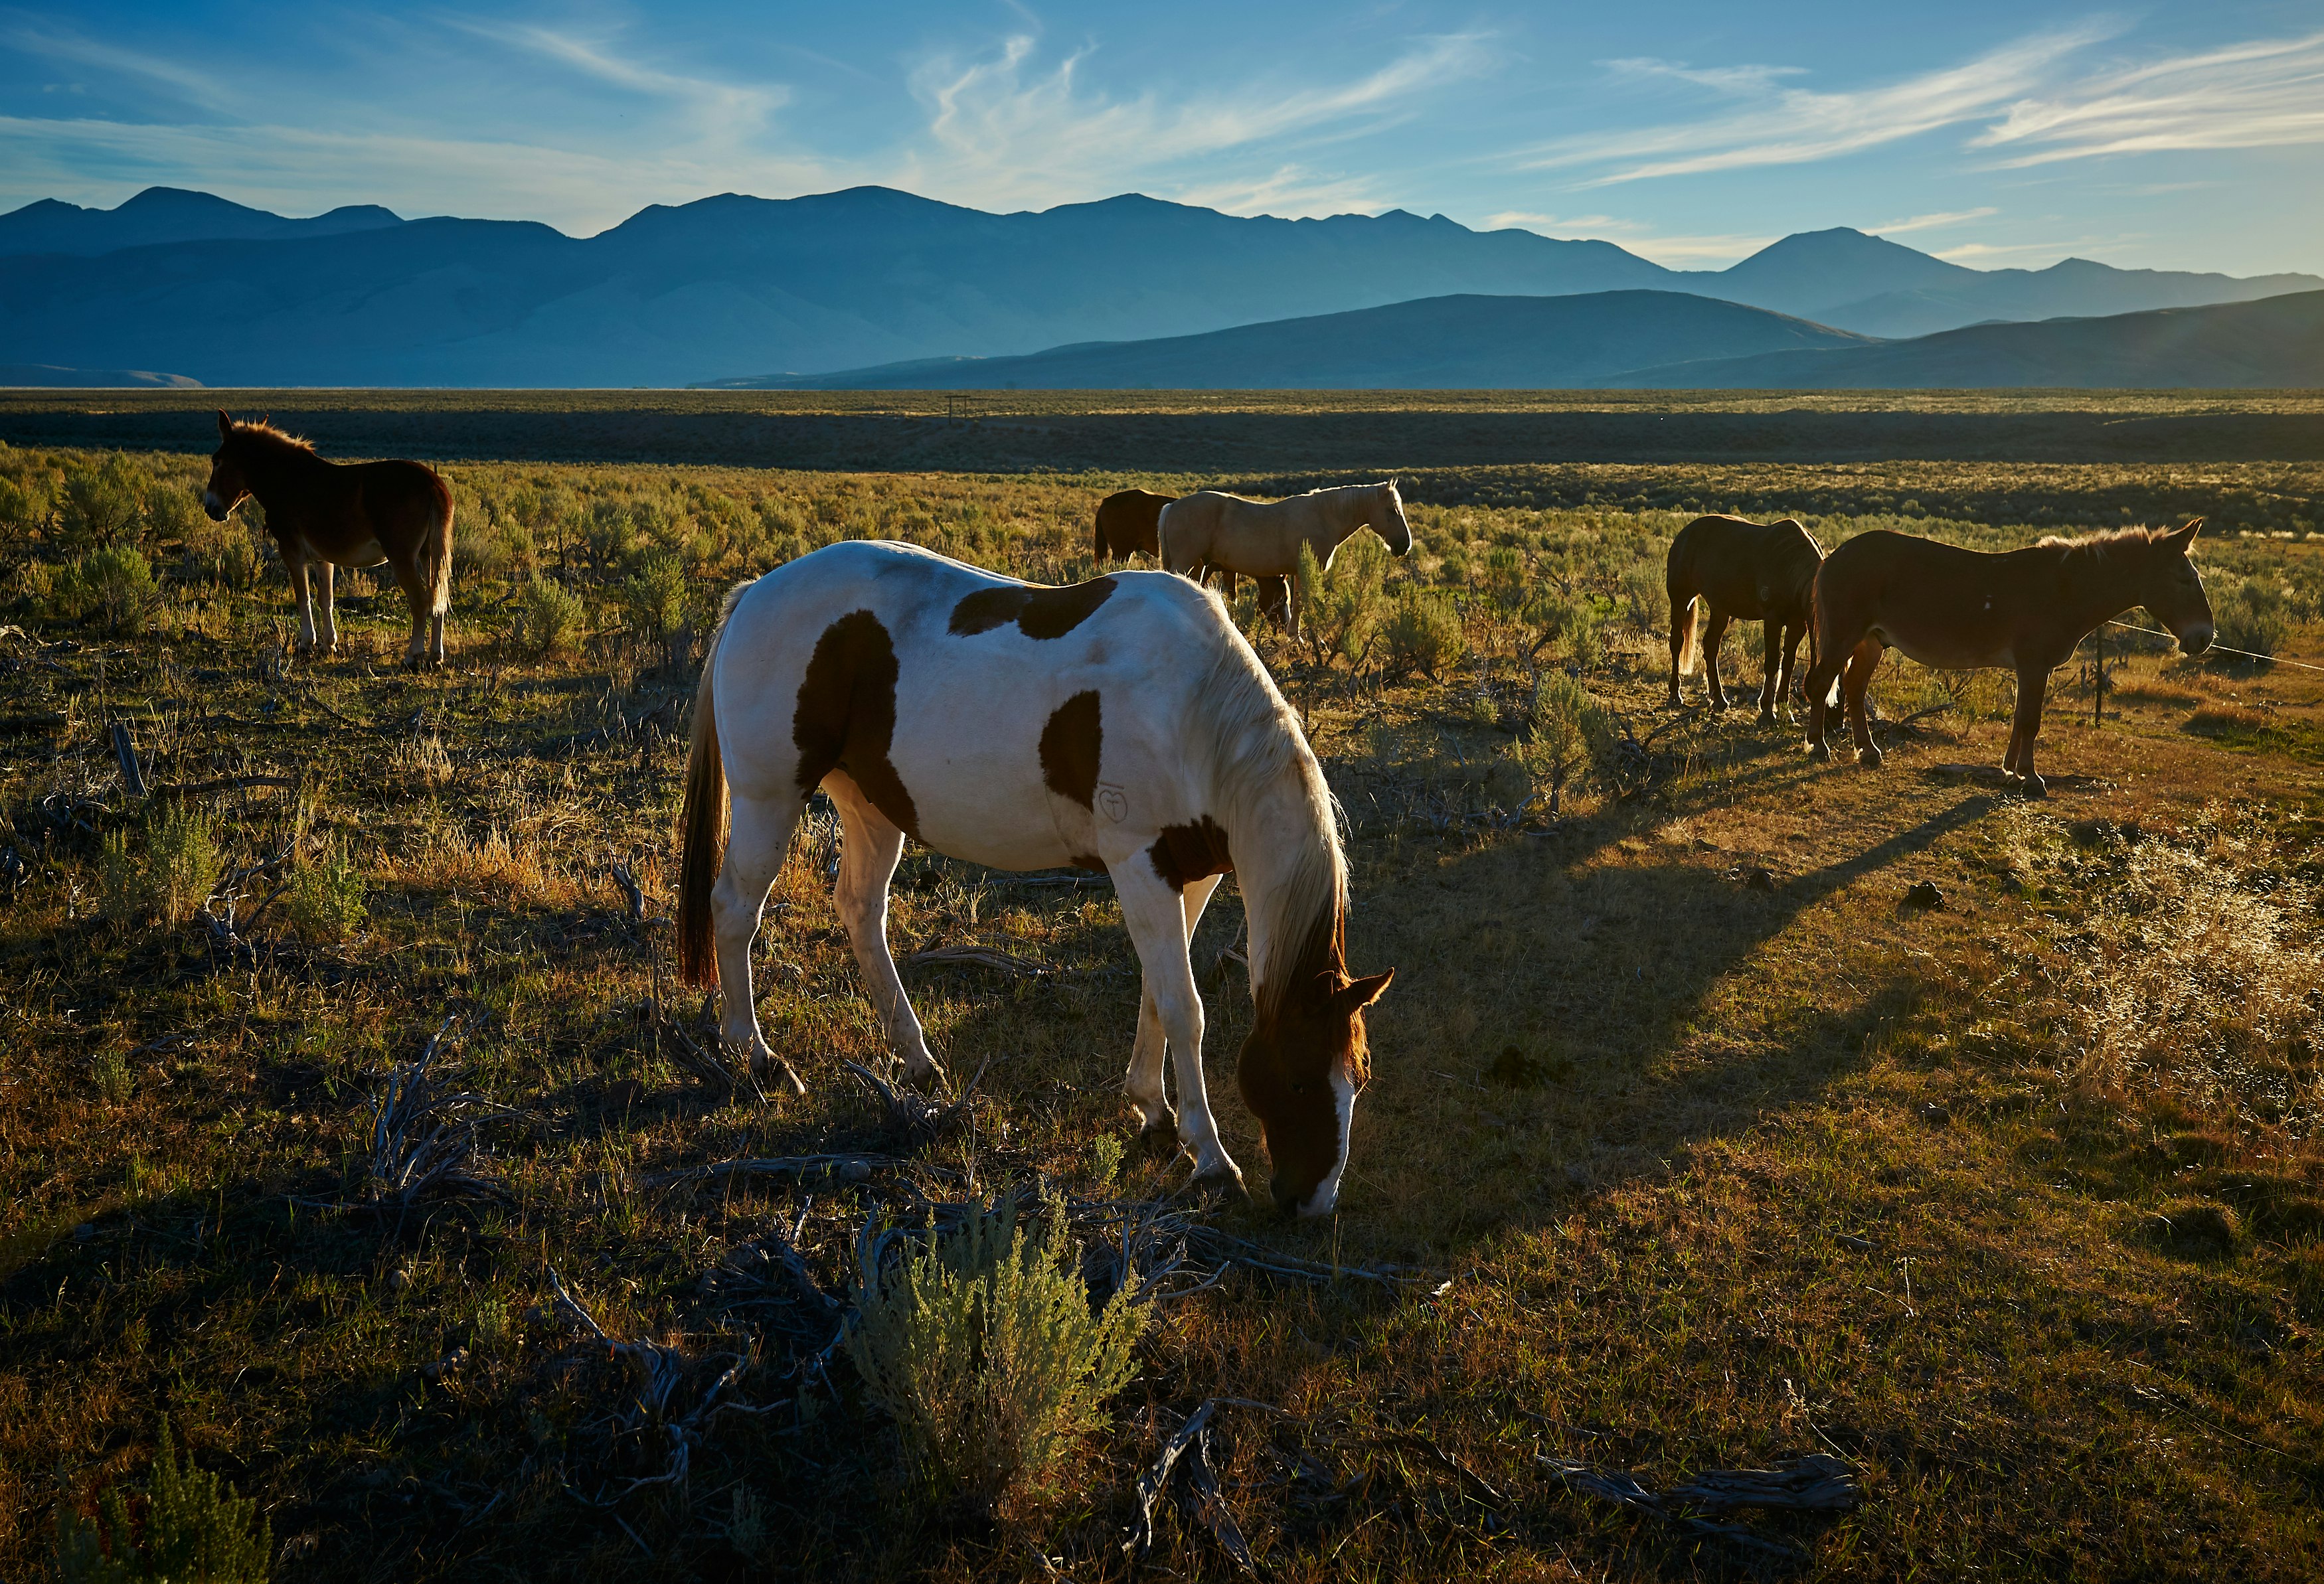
<box><xmin>203</xmin><ymin>412</ymin><xmax>454</xmax><ymax>667</ymax></box>
<box><xmin>1802</xmin><ymin>522</ymin><xmax>2214</xmax><ymax>795</ymax></box>
<box><xmin>1666</xmin><ymin>514</ymin><xmax>1825</xmax><ymax>724</ymax></box>
<box><xmin>676</xmin><ymin>539</ymin><xmax>1394</xmax><ymax>1216</ymax></box>
<box><xmin>1159</xmin><ymin>481</ymin><xmax>1413</xmax><ymax>637</ymax></box>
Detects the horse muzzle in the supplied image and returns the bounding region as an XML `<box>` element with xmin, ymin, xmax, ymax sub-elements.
<box><xmin>201</xmin><ymin>492</ymin><xmax>230</xmax><ymax>522</ymax></box>
<box><xmin>2177</xmin><ymin>622</ymin><xmax>2214</xmax><ymax>657</ymax></box>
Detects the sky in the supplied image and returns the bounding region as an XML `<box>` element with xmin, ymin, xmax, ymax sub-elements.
<box><xmin>3</xmin><ymin>1</ymin><xmax>2322</xmax><ymax>276</ymax></box>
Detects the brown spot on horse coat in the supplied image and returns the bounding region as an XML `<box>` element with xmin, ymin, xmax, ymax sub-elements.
<box><xmin>1068</xmin><ymin>852</ymin><xmax>1107</xmax><ymax>874</ymax></box>
<box><xmin>1148</xmin><ymin>816</ymin><xmax>1232</xmax><ymax>892</ymax></box>
<box><xmin>1039</xmin><ymin>690</ymin><xmax>1103</xmax><ymax>809</ymax></box>
<box><xmin>948</xmin><ymin>576</ymin><xmax>1118</xmax><ymax>639</ymax></box>
<box><xmin>791</xmin><ymin>610</ymin><xmax>920</xmax><ymax>837</ymax></box>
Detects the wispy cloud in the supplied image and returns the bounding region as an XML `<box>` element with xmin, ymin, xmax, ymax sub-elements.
<box><xmin>1600</xmin><ymin>58</ymin><xmax>1806</xmax><ymax>95</ymax></box>
<box><xmin>457</xmin><ymin>21</ymin><xmax>791</xmax><ymax>155</ymax></box>
<box><xmin>5</xmin><ymin>21</ymin><xmax>240</xmax><ymax>114</ymax></box>
<box><xmin>1973</xmin><ymin>30</ymin><xmax>2324</xmax><ymax>165</ymax></box>
<box><xmin>1869</xmin><ymin>206</ymin><xmax>1999</xmax><ymax>235</ymax></box>
<box><xmin>896</xmin><ymin>28</ymin><xmax>1495</xmax><ymax>212</ymax></box>
<box><xmin>1519</xmin><ymin>25</ymin><xmax>2110</xmax><ymax>185</ymax></box>
<box><xmin>1480</xmin><ymin>210</ymin><xmax>1774</xmax><ymax>266</ymax></box>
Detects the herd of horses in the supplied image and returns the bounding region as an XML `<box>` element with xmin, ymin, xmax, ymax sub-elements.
<box><xmin>199</xmin><ymin>414</ymin><xmax>2218</xmax><ymax>1214</ymax></box>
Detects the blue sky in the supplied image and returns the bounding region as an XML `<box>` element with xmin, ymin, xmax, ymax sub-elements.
<box><xmin>4</xmin><ymin>2</ymin><xmax>2321</xmax><ymax>274</ymax></box>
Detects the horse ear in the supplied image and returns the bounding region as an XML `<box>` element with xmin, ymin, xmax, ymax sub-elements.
<box><xmin>2164</xmin><ymin>518</ymin><xmax>2203</xmax><ymax>552</ymax></box>
<box><xmin>216</xmin><ymin>410</ymin><xmax>232</xmax><ymax>439</ymax></box>
<box><xmin>1333</xmin><ymin>969</ymin><xmax>1395</xmax><ymax>1014</ymax></box>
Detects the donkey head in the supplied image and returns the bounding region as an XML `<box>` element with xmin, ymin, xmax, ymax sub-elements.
<box><xmin>203</xmin><ymin>411</ymin><xmax>250</xmax><ymax>523</ymax></box>
<box><xmin>1239</xmin><ymin>965</ymin><xmax>1394</xmax><ymax>1216</ymax></box>
<box><xmin>2141</xmin><ymin>518</ymin><xmax>2213</xmax><ymax>657</ymax></box>
<box><xmin>1372</xmin><ymin>480</ymin><xmax>1414</xmax><ymax>556</ymax></box>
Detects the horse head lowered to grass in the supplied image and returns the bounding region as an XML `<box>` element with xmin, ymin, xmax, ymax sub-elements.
<box><xmin>1801</xmin><ymin>521</ymin><xmax>2213</xmax><ymax>795</ymax></box>
<box><xmin>677</xmin><ymin>538</ymin><xmax>1394</xmax><ymax>1216</ymax></box>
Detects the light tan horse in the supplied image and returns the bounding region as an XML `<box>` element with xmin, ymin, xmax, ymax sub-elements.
<box><xmin>1801</xmin><ymin>522</ymin><xmax>2214</xmax><ymax>795</ymax></box>
<box><xmin>202</xmin><ymin>412</ymin><xmax>454</xmax><ymax>666</ymax></box>
<box><xmin>1159</xmin><ymin>481</ymin><xmax>1413</xmax><ymax>636</ymax></box>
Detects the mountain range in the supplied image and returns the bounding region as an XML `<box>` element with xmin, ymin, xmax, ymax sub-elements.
<box><xmin>3</xmin><ymin>185</ymin><xmax>2316</xmax><ymax>388</ymax></box>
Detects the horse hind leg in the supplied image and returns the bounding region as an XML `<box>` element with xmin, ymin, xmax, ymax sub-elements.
<box><xmin>1702</xmin><ymin>610</ymin><xmax>1734</xmax><ymax>712</ymax></box>
<box><xmin>316</xmin><ymin>562</ymin><xmax>341</xmax><ymax>657</ymax></box>
<box><xmin>2007</xmin><ymin>665</ymin><xmax>2048</xmax><ymax>797</ymax></box>
<box><xmin>1756</xmin><ymin>618</ymin><xmax>1781</xmax><ymax>725</ymax></box>
<box><xmin>712</xmin><ymin>788</ymin><xmax>808</xmax><ymax>1090</ymax></box>
<box><xmin>288</xmin><ymin>558</ymin><xmax>319</xmax><ymax>656</ymax></box>
<box><xmin>1844</xmin><ymin>639</ymin><xmax>1885</xmax><ymax>767</ymax></box>
<box><xmin>829</xmin><ymin>781</ymin><xmax>942</xmax><ymax>1087</ymax></box>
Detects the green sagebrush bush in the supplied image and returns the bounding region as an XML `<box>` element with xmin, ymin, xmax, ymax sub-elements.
<box><xmin>100</xmin><ymin>806</ymin><xmax>220</xmax><ymax>927</ymax></box>
<box><xmin>57</xmin><ymin>455</ymin><xmax>149</xmax><ymax>552</ymax></box>
<box><xmin>2208</xmin><ymin>579</ymin><xmax>2292</xmax><ymax>663</ymax></box>
<box><xmin>39</xmin><ymin>546</ymin><xmax>161</xmax><ymax>632</ymax></box>
<box><xmin>846</xmin><ymin>1196</ymin><xmax>1144</xmax><ymax>1516</ymax></box>
<box><xmin>52</xmin><ymin>1418</ymin><xmax>272</xmax><ymax>1583</ymax></box>
<box><xmin>1379</xmin><ymin>586</ymin><xmax>1466</xmax><ymax>681</ymax></box>
<box><xmin>620</xmin><ymin>550</ymin><xmax>690</xmax><ymax>643</ymax></box>
<box><xmin>1509</xmin><ymin>671</ymin><xmax>1615</xmax><ymax>817</ymax></box>
<box><xmin>513</xmin><ymin>574</ymin><xmax>586</xmax><ymax>659</ymax></box>
<box><xmin>282</xmin><ymin>838</ymin><xmax>367</xmax><ymax>942</ymax></box>
<box><xmin>1295</xmin><ymin>536</ymin><xmax>1387</xmax><ymax>670</ymax></box>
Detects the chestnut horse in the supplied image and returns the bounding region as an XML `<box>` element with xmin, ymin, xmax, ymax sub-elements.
<box><xmin>677</xmin><ymin>539</ymin><xmax>1393</xmax><ymax>1215</ymax></box>
<box><xmin>202</xmin><ymin>412</ymin><xmax>454</xmax><ymax>667</ymax></box>
<box><xmin>1159</xmin><ymin>481</ymin><xmax>1412</xmax><ymax>637</ymax></box>
<box><xmin>1666</xmin><ymin>514</ymin><xmax>1825</xmax><ymax>723</ymax></box>
<box><xmin>1095</xmin><ymin>487</ymin><xmax>1267</xmax><ymax>609</ymax></box>
<box><xmin>1802</xmin><ymin>522</ymin><xmax>2214</xmax><ymax>794</ymax></box>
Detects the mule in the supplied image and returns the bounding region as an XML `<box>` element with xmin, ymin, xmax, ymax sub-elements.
<box><xmin>676</xmin><ymin>539</ymin><xmax>1394</xmax><ymax>1216</ymax></box>
<box><xmin>1801</xmin><ymin>522</ymin><xmax>2214</xmax><ymax>795</ymax></box>
<box><xmin>1159</xmin><ymin>481</ymin><xmax>1412</xmax><ymax>638</ymax></box>
<box><xmin>1666</xmin><ymin>514</ymin><xmax>1825</xmax><ymax>723</ymax></box>
<box><xmin>203</xmin><ymin>412</ymin><xmax>454</xmax><ymax>666</ymax></box>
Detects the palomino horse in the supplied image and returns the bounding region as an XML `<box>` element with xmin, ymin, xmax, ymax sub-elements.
<box><xmin>677</xmin><ymin>539</ymin><xmax>1394</xmax><ymax>1216</ymax></box>
<box><xmin>1802</xmin><ymin>522</ymin><xmax>2214</xmax><ymax>795</ymax></box>
<box><xmin>1666</xmin><ymin>514</ymin><xmax>1825</xmax><ymax>724</ymax></box>
<box><xmin>1159</xmin><ymin>481</ymin><xmax>1412</xmax><ymax>637</ymax></box>
<box><xmin>1095</xmin><ymin>487</ymin><xmax>1252</xmax><ymax>603</ymax></box>
<box><xmin>203</xmin><ymin>412</ymin><xmax>454</xmax><ymax>667</ymax></box>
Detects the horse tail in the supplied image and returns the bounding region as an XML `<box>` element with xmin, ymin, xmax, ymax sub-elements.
<box><xmin>1675</xmin><ymin>594</ymin><xmax>1702</xmax><ymax>674</ymax></box>
<box><xmin>677</xmin><ymin>607</ymin><xmax>732</xmax><ymax>989</ymax></box>
<box><xmin>424</xmin><ymin>471</ymin><xmax>454</xmax><ymax>619</ymax></box>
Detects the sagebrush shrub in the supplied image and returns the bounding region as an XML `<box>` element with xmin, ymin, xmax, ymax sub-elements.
<box><xmin>846</xmin><ymin>1198</ymin><xmax>1144</xmax><ymax>1514</ymax></box>
<box><xmin>99</xmin><ymin>809</ymin><xmax>219</xmax><ymax>927</ymax></box>
<box><xmin>284</xmin><ymin>838</ymin><xmax>367</xmax><ymax>941</ymax></box>
<box><xmin>1510</xmin><ymin>672</ymin><xmax>1612</xmax><ymax>816</ymax></box>
<box><xmin>515</xmin><ymin>575</ymin><xmax>585</xmax><ymax>658</ymax></box>
<box><xmin>52</xmin><ymin>1418</ymin><xmax>272</xmax><ymax>1583</ymax></box>
<box><xmin>2209</xmin><ymin>580</ymin><xmax>2291</xmax><ymax>662</ymax></box>
<box><xmin>1380</xmin><ymin>586</ymin><xmax>1465</xmax><ymax>680</ymax></box>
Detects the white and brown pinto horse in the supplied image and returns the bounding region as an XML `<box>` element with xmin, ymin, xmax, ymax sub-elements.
<box><xmin>1803</xmin><ymin>522</ymin><xmax>2214</xmax><ymax>795</ymax></box>
<box><xmin>677</xmin><ymin>539</ymin><xmax>1394</xmax><ymax>1215</ymax></box>
<box><xmin>203</xmin><ymin>412</ymin><xmax>454</xmax><ymax>667</ymax></box>
<box><xmin>1159</xmin><ymin>481</ymin><xmax>1413</xmax><ymax>636</ymax></box>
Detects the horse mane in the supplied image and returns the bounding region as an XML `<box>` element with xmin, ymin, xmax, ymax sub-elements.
<box><xmin>227</xmin><ymin>418</ymin><xmax>319</xmax><ymax>457</ymax></box>
<box><xmin>1181</xmin><ymin>592</ymin><xmax>1347</xmax><ymax>1016</ymax></box>
<box><xmin>2037</xmin><ymin>525</ymin><xmax>2173</xmax><ymax>558</ymax></box>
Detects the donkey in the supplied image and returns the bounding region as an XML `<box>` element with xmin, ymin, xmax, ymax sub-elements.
<box><xmin>1159</xmin><ymin>481</ymin><xmax>1412</xmax><ymax>638</ymax></box>
<box><xmin>203</xmin><ymin>412</ymin><xmax>454</xmax><ymax>667</ymax></box>
<box><xmin>1801</xmin><ymin>522</ymin><xmax>2214</xmax><ymax>795</ymax></box>
<box><xmin>678</xmin><ymin>538</ymin><xmax>1394</xmax><ymax>1216</ymax></box>
<box><xmin>1666</xmin><ymin>514</ymin><xmax>1825</xmax><ymax>724</ymax></box>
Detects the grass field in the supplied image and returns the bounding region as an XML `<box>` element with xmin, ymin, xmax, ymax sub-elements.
<box><xmin>2</xmin><ymin>418</ymin><xmax>2322</xmax><ymax>1581</ymax></box>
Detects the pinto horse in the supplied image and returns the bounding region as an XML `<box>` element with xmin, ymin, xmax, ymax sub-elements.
<box><xmin>1802</xmin><ymin>522</ymin><xmax>2214</xmax><ymax>794</ymax></box>
<box><xmin>677</xmin><ymin>540</ymin><xmax>1394</xmax><ymax>1216</ymax></box>
<box><xmin>1665</xmin><ymin>514</ymin><xmax>1825</xmax><ymax>722</ymax></box>
<box><xmin>203</xmin><ymin>413</ymin><xmax>454</xmax><ymax>667</ymax></box>
<box><xmin>1159</xmin><ymin>481</ymin><xmax>1412</xmax><ymax>637</ymax></box>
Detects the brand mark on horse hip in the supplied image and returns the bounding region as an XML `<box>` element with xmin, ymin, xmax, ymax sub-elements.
<box><xmin>1096</xmin><ymin>783</ymin><xmax>1129</xmax><ymax>823</ymax></box>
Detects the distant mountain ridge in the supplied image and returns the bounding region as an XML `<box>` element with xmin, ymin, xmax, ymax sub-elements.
<box><xmin>1</xmin><ymin>185</ymin><xmax>2315</xmax><ymax>386</ymax></box>
<box><xmin>711</xmin><ymin>291</ymin><xmax>1876</xmax><ymax>390</ymax></box>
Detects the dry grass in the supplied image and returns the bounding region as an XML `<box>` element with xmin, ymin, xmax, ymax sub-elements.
<box><xmin>2</xmin><ymin>436</ymin><xmax>2321</xmax><ymax>1581</ymax></box>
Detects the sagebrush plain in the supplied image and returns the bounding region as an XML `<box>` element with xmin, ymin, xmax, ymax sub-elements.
<box><xmin>2</xmin><ymin>395</ymin><xmax>2321</xmax><ymax>1581</ymax></box>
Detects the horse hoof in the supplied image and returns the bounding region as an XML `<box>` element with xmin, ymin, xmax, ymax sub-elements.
<box><xmin>1808</xmin><ymin>742</ymin><xmax>1833</xmax><ymax>763</ymax></box>
<box><xmin>1132</xmin><ymin>1118</ymin><xmax>1181</xmax><ymax>1160</ymax></box>
<box><xmin>1185</xmin><ymin>1164</ymin><xmax>1248</xmax><ymax>1202</ymax></box>
<box><xmin>1859</xmin><ymin>748</ymin><xmax>1885</xmax><ymax>769</ymax></box>
<box><xmin>1755</xmin><ymin>710</ymin><xmax>1777</xmax><ymax>728</ymax></box>
<box><xmin>2021</xmin><ymin>775</ymin><xmax>2047</xmax><ymax>799</ymax></box>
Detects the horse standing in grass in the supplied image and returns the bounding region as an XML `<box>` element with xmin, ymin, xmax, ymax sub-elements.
<box><xmin>1801</xmin><ymin>522</ymin><xmax>2214</xmax><ymax>795</ymax></box>
<box><xmin>677</xmin><ymin>539</ymin><xmax>1394</xmax><ymax>1216</ymax></box>
<box><xmin>1094</xmin><ymin>488</ymin><xmax>1173</xmax><ymax>562</ymax></box>
<box><xmin>1159</xmin><ymin>481</ymin><xmax>1412</xmax><ymax>637</ymax></box>
<box><xmin>202</xmin><ymin>412</ymin><xmax>454</xmax><ymax>667</ymax></box>
<box><xmin>1666</xmin><ymin>514</ymin><xmax>1825</xmax><ymax>723</ymax></box>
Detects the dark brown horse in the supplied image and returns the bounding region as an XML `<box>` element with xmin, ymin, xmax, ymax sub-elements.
<box><xmin>1666</xmin><ymin>514</ymin><xmax>1825</xmax><ymax>723</ymax></box>
<box><xmin>1801</xmin><ymin>522</ymin><xmax>2214</xmax><ymax>794</ymax></box>
<box><xmin>203</xmin><ymin>412</ymin><xmax>454</xmax><ymax>667</ymax></box>
<box><xmin>1095</xmin><ymin>486</ymin><xmax>1286</xmax><ymax>618</ymax></box>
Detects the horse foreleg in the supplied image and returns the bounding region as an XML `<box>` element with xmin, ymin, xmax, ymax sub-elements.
<box><xmin>1844</xmin><ymin>638</ymin><xmax>1884</xmax><ymax>767</ymax></box>
<box><xmin>1756</xmin><ymin>619</ymin><xmax>1781</xmax><ymax>724</ymax></box>
<box><xmin>1667</xmin><ymin>588</ymin><xmax>1693</xmax><ymax>708</ymax></box>
<box><xmin>1779</xmin><ymin>622</ymin><xmax>1809</xmax><ymax>722</ymax></box>
<box><xmin>713</xmin><ymin>789</ymin><xmax>807</xmax><ymax>1091</ymax></box>
<box><xmin>1259</xmin><ymin>576</ymin><xmax>1293</xmax><ymax>635</ymax></box>
<box><xmin>829</xmin><ymin>784</ymin><xmax>941</xmax><ymax>1086</ymax></box>
<box><xmin>2009</xmin><ymin>665</ymin><xmax>2049</xmax><ymax>796</ymax></box>
<box><xmin>288</xmin><ymin>558</ymin><xmax>318</xmax><ymax>656</ymax></box>
<box><xmin>1702</xmin><ymin>609</ymin><xmax>1733</xmax><ymax>712</ymax></box>
<box><xmin>1115</xmin><ymin>865</ymin><xmax>1240</xmax><ymax>1194</ymax></box>
<box><xmin>316</xmin><ymin>562</ymin><xmax>339</xmax><ymax>656</ymax></box>
<box><xmin>1123</xmin><ymin>872</ymin><xmax>1224</xmax><ymax>1148</ymax></box>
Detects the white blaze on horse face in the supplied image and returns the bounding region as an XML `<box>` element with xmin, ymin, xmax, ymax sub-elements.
<box><xmin>1297</xmin><ymin>1066</ymin><xmax>1357</xmax><ymax>1218</ymax></box>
